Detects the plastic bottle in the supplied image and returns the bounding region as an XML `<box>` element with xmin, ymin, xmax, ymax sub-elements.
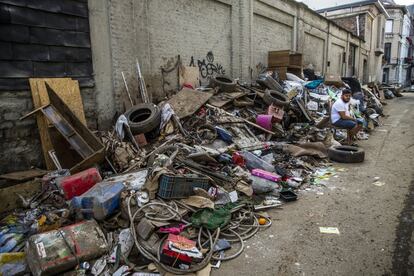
<box><xmin>241</xmin><ymin>151</ymin><xmax>275</xmax><ymax>172</ymax></box>
<box><xmin>249</xmin><ymin>175</ymin><xmax>278</xmax><ymax>194</ymax></box>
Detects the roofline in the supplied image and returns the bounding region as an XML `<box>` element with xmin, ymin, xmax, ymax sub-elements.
<box><xmin>316</xmin><ymin>0</ymin><xmax>390</xmax><ymax>18</ymax></box>
<box><xmin>384</xmin><ymin>4</ymin><xmax>409</xmax><ymax>14</ymax></box>
<box><xmin>292</xmin><ymin>1</ymin><xmax>362</xmax><ymax>41</ymax></box>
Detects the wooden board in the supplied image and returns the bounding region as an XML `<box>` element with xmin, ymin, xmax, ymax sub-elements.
<box><xmin>0</xmin><ymin>169</ymin><xmax>48</xmax><ymax>182</ymax></box>
<box><xmin>167</xmin><ymin>88</ymin><xmax>213</xmax><ymax>119</ymax></box>
<box><xmin>208</xmin><ymin>92</ymin><xmax>246</xmax><ymax>108</ymax></box>
<box><xmin>268</xmin><ymin>50</ymin><xmax>290</xmax><ymax>67</ymax></box>
<box><xmin>0</xmin><ymin>179</ymin><xmax>42</xmax><ymax>213</ymax></box>
<box><xmin>34</xmin><ymin>78</ymin><xmax>86</xmax><ymax>124</ymax></box>
<box><xmin>29</xmin><ymin>78</ymin><xmax>86</xmax><ymax>169</ymax></box>
<box><xmin>289</xmin><ymin>53</ymin><xmax>303</xmax><ymax>67</ymax></box>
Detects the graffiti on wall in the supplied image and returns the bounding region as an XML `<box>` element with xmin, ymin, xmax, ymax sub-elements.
<box><xmin>190</xmin><ymin>51</ymin><xmax>225</xmax><ymax>80</ymax></box>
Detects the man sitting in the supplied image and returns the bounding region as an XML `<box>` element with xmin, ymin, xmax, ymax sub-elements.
<box><xmin>331</xmin><ymin>89</ymin><xmax>363</xmax><ymax>145</ymax></box>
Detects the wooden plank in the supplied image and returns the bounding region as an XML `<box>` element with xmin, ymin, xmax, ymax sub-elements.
<box><xmin>289</xmin><ymin>53</ymin><xmax>303</xmax><ymax>67</ymax></box>
<box><xmin>30</xmin><ymin>79</ymin><xmax>55</xmax><ymax>169</ymax></box>
<box><xmin>0</xmin><ymin>169</ymin><xmax>48</xmax><ymax>182</ymax></box>
<box><xmin>29</xmin><ymin>78</ymin><xmax>86</xmax><ymax>170</ymax></box>
<box><xmin>45</xmin><ymin>84</ymin><xmax>105</xmax><ymax>173</ymax></box>
<box><xmin>0</xmin><ymin>180</ymin><xmax>42</xmax><ymax>213</ymax></box>
<box><xmin>35</xmin><ymin>78</ymin><xmax>86</xmax><ymax>124</ymax></box>
<box><xmin>167</xmin><ymin>88</ymin><xmax>213</xmax><ymax>119</ymax></box>
<box><xmin>268</xmin><ymin>50</ymin><xmax>290</xmax><ymax>67</ymax></box>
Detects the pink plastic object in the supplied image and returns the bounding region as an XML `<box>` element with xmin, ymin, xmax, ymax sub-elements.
<box><xmin>251</xmin><ymin>169</ymin><xmax>281</xmax><ymax>182</ymax></box>
<box><xmin>57</xmin><ymin>167</ymin><xmax>102</xmax><ymax>200</ymax></box>
<box><xmin>159</xmin><ymin>224</ymin><xmax>186</xmax><ymax>235</ymax></box>
<box><xmin>256</xmin><ymin>115</ymin><xmax>273</xmax><ymax>130</ymax></box>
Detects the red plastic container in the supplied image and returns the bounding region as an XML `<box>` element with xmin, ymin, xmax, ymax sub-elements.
<box><xmin>57</xmin><ymin>167</ymin><xmax>102</xmax><ymax>200</ymax></box>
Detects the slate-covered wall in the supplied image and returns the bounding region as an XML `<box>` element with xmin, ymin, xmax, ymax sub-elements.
<box><xmin>0</xmin><ymin>0</ymin><xmax>97</xmax><ymax>174</ymax></box>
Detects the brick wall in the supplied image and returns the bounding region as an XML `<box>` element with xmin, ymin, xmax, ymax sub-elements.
<box><xmin>0</xmin><ymin>88</ymin><xmax>97</xmax><ymax>174</ymax></box>
<box><xmin>1</xmin><ymin>0</ymin><xmax>375</xmax><ymax>174</ymax></box>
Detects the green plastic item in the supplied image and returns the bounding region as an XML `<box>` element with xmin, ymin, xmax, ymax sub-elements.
<box><xmin>190</xmin><ymin>207</ymin><xmax>231</xmax><ymax>230</ymax></box>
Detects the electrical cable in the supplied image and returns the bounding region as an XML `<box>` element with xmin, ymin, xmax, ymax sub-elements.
<box><xmin>127</xmin><ymin>194</ymin><xmax>273</xmax><ymax>273</ymax></box>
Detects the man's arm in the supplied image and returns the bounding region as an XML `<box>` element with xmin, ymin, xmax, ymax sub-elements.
<box><xmin>338</xmin><ymin>111</ymin><xmax>355</xmax><ymax>121</ymax></box>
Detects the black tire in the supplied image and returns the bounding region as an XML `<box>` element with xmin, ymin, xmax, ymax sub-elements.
<box><xmin>124</xmin><ymin>103</ymin><xmax>161</xmax><ymax>135</ymax></box>
<box><xmin>263</xmin><ymin>90</ymin><xmax>289</xmax><ymax>107</ymax></box>
<box><xmin>147</xmin><ymin>145</ymin><xmax>179</xmax><ymax>167</ymax></box>
<box><xmin>210</xmin><ymin>76</ymin><xmax>236</xmax><ymax>92</ymax></box>
<box><xmin>328</xmin><ymin>145</ymin><xmax>365</xmax><ymax>163</ymax></box>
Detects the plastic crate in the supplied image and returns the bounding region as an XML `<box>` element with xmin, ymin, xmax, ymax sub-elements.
<box><xmin>158</xmin><ymin>174</ymin><xmax>210</xmax><ymax>199</ymax></box>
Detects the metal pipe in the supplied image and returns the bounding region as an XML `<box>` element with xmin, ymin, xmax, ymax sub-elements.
<box><xmin>121</xmin><ymin>72</ymin><xmax>134</xmax><ymax>106</ymax></box>
<box><xmin>136</xmin><ymin>59</ymin><xmax>150</xmax><ymax>103</ymax></box>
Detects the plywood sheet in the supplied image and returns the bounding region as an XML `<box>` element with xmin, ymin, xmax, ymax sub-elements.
<box><xmin>34</xmin><ymin>78</ymin><xmax>86</xmax><ymax>124</ymax></box>
<box><xmin>167</xmin><ymin>88</ymin><xmax>213</xmax><ymax>119</ymax></box>
<box><xmin>29</xmin><ymin>78</ymin><xmax>86</xmax><ymax>169</ymax></box>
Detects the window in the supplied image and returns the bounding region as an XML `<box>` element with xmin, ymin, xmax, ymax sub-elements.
<box><xmin>348</xmin><ymin>44</ymin><xmax>357</xmax><ymax>76</ymax></box>
<box><xmin>383</xmin><ymin>68</ymin><xmax>389</xmax><ymax>83</ymax></box>
<box><xmin>384</xmin><ymin>43</ymin><xmax>392</xmax><ymax>63</ymax></box>
<box><xmin>385</xmin><ymin>20</ymin><xmax>393</xmax><ymax>33</ymax></box>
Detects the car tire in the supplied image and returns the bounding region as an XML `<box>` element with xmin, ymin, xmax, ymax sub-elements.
<box><xmin>210</xmin><ymin>76</ymin><xmax>236</xmax><ymax>92</ymax></box>
<box><xmin>328</xmin><ymin>145</ymin><xmax>365</xmax><ymax>163</ymax></box>
<box><xmin>263</xmin><ymin>90</ymin><xmax>289</xmax><ymax>107</ymax></box>
<box><xmin>124</xmin><ymin>103</ymin><xmax>161</xmax><ymax>135</ymax></box>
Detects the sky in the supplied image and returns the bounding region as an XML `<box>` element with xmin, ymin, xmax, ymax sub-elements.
<box><xmin>297</xmin><ymin>0</ymin><xmax>414</xmax><ymax>10</ymax></box>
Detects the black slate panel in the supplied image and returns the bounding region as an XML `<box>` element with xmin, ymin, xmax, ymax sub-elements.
<box><xmin>9</xmin><ymin>5</ymin><xmax>46</xmax><ymax>27</ymax></box>
<box><xmin>76</xmin><ymin>17</ymin><xmax>89</xmax><ymax>32</ymax></box>
<box><xmin>9</xmin><ymin>5</ymin><xmax>80</xmax><ymax>31</ymax></box>
<box><xmin>33</xmin><ymin>61</ymin><xmax>66</xmax><ymax>76</ymax></box>
<box><xmin>0</xmin><ymin>1</ymin><xmax>92</xmax><ymax>90</ymax></box>
<box><xmin>0</xmin><ymin>4</ymin><xmax>10</xmax><ymax>23</ymax></box>
<box><xmin>66</xmin><ymin>62</ymin><xmax>92</xmax><ymax>76</ymax></box>
<box><xmin>49</xmin><ymin>46</ymin><xmax>91</xmax><ymax>61</ymax></box>
<box><xmin>0</xmin><ymin>42</ymin><xmax>12</xmax><ymax>59</ymax></box>
<box><xmin>0</xmin><ymin>78</ymin><xmax>29</xmax><ymax>90</ymax></box>
<box><xmin>63</xmin><ymin>31</ymin><xmax>90</xmax><ymax>47</ymax></box>
<box><xmin>30</xmin><ymin>28</ymin><xmax>90</xmax><ymax>47</ymax></box>
<box><xmin>12</xmin><ymin>44</ymin><xmax>50</xmax><ymax>61</ymax></box>
<box><xmin>0</xmin><ymin>25</ymin><xmax>30</xmax><ymax>43</ymax></box>
<box><xmin>0</xmin><ymin>61</ymin><xmax>32</xmax><ymax>77</ymax></box>
<box><xmin>0</xmin><ymin>0</ymin><xmax>88</xmax><ymax>17</ymax></box>
<box><xmin>0</xmin><ymin>0</ymin><xmax>27</xmax><ymax>7</ymax></box>
<box><xmin>59</xmin><ymin>1</ymin><xmax>88</xmax><ymax>18</ymax></box>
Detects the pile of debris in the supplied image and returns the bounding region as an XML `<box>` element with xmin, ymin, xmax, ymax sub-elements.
<box><xmin>0</xmin><ymin>57</ymin><xmax>394</xmax><ymax>275</ymax></box>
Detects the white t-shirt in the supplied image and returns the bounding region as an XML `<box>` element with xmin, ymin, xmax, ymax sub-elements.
<box><xmin>331</xmin><ymin>98</ymin><xmax>350</xmax><ymax>123</ymax></box>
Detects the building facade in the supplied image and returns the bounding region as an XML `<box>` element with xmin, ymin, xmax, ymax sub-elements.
<box><xmin>406</xmin><ymin>4</ymin><xmax>414</xmax><ymax>86</ymax></box>
<box><xmin>316</xmin><ymin>0</ymin><xmax>389</xmax><ymax>84</ymax></box>
<box><xmin>382</xmin><ymin>4</ymin><xmax>411</xmax><ymax>86</ymax></box>
<box><xmin>0</xmin><ymin>0</ymin><xmax>385</xmax><ymax>173</ymax></box>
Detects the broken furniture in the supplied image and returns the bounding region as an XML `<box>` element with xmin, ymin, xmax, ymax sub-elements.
<box><xmin>267</xmin><ymin>50</ymin><xmax>303</xmax><ymax>80</ymax></box>
<box><xmin>22</xmin><ymin>83</ymin><xmax>105</xmax><ymax>173</ymax></box>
